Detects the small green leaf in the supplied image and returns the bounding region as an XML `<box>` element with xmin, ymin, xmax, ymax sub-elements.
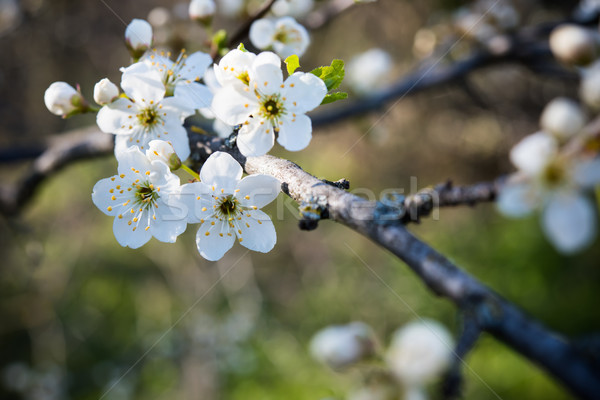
<box><xmin>311</xmin><ymin>59</ymin><xmax>345</xmax><ymax>92</ymax></box>
<box><xmin>321</xmin><ymin>91</ymin><xmax>348</xmax><ymax>105</ymax></box>
<box><xmin>284</xmin><ymin>54</ymin><xmax>300</xmax><ymax>75</ymax></box>
<box><xmin>237</xmin><ymin>43</ymin><xmax>247</xmax><ymax>52</ymax></box>
<box><xmin>212</xmin><ymin>29</ymin><xmax>228</xmax><ymax>48</ymax></box>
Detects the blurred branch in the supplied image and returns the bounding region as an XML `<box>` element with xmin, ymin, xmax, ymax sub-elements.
<box><xmin>0</xmin><ymin>128</ymin><xmax>113</xmax><ymax>216</ymax></box>
<box><xmin>188</xmin><ymin>133</ymin><xmax>600</xmax><ymax>400</ymax></box>
<box><xmin>303</xmin><ymin>0</ymin><xmax>356</xmax><ymax>31</ymax></box>
<box><xmin>226</xmin><ymin>0</ymin><xmax>278</xmax><ymax>51</ymax></box>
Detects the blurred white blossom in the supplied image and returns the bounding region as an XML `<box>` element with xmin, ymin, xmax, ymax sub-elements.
<box><xmin>498</xmin><ymin>132</ymin><xmax>600</xmax><ymax>254</ymax></box>
<box><xmin>272</xmin><ymin>0</ymin><xmax>314</xmax><ymax>18</ymax></box>
<box><xmin>189</xmin><ymin>0</ymin><xmax>216</xmax><ymax>23</ymax></box>
<box><xmin>386</xmin><ymin>319</ymin><xmax>454</xmax><ymax>386</ymax></box>
<box><xmin>249</xmin><ymin>17</ymin><xmax>310</xmax><ymax>59</ymax></box>
<box><xmin>346</xmin><ymin>48</ymin><xmax>392</xmax><ymax>95</ymax></box>
<box><xmin>550</xmin><ymin>24</ymin><xmax>599</xmax><ymax>66</ymax></box>
<box><xmin>310</xmin><ymin>322</ymin><xmax>376</xmax><ymax>370</ymax></box>
<box><xmin>540</xmin><ymin>97</ymin><xmax>586</xmax><ymax>141</ymax></box>
<box><xmin>125</xmin><ymin>19</ymin><xmax>153</xmax><ymax>59</ymax></box>
<box><xmin>44</xmin><ymin>82</ymin><xmax>84</xmax><ymax>117</ymax></box>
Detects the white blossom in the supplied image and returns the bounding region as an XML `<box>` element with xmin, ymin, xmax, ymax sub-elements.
<box><xmin>540</xmin><ymin>97</ymin><xmax>586</xmax><ymax>141</ymax></box>
<box><xmin>189</xmin><ymin>0</ymin><xmax>216</xmax><ymax>22</ymax></box>
<box><xmin>92</xmin><ymin>146</ymin><xmax>187</xmax><ymax>249</ymax></box>
<box><xmin>498</xmin><ymin>132</ymin><xmax>600</xmax><ymax>253</ymax></box>
<box><xmin>346</xmin><ymin>48</ymin><xmax>393</xmax><ymax>95</ymax></box>
<box><xmin>93</xmin><ymin>78</ymin><xmax>119</xmax><ymax>105</ymax></box>
<box><xmin>217</xmin><ymin>0</ymin><xmax>244</xmax><ymax>17</ymax></box>
<box><xmin>580</xmin><ymin>66</ymin><xmax>600</xmax><ymax>109</ymax></box>
<box><xmin>144</xmin><ymin>49</ymin><xmax>214</xmax><ymax>114</ymax></box>
<box><xmin>309</xmin><ymin>322</ymin><xmax>375</xmax><ymax>370</ymax></box>
<box><xmin>97</xmin><ymin>61</ymin><xmax>193</xmax><ymax>160</ymax></box>
<box><xmin>549</xmin><ymin>24</ymin><xmax>599</xmax><ymax>66</ymax></box>
<box><xmin>146</xmin><ymin>140</ymin><xmax>182</xmax><ymax>170</ymax></box>
<box><xmin>44</xmin><ymin>82</ymin><xmax>82</xmax><ymax>116</ymax></box>
<box><xmin>179</xmin><ymin>152</ymin><xmax>280</xmax><ymax>261</ymax></box>
<box><xmin>386</xmin><ymin>319</ymin><xmax>454</xmax><ymax>386</ymax></box>
<box><xmin>272</xmin><ymin>0</ymin><xmax>314</xmax><ymax>18</ymax></box>
<box><xmin>125</xmin><ymin>19</ymin><xmax>153</xmax><ymax>58</ymax></box>
<box><xmin>249</xmin><ymin>17</ymin><xmax>310</xmax><ymax>59</ymax></box>
<box><xmin>212</xmin><ymin>51</ymin><xmax>327</xmax><ymax>156</ymax></box>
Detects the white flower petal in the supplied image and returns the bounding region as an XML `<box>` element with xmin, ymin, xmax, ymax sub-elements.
<box><xmin>276</xmin><ymin>113</ymin><xmax>312</xmax><ymax>151</ymax></box>
<box><xmin>237</xmin><ymin>209</ymin><xmax>276</xmax><ymax>253</ymax></box>
<box><xmin>236</xmin><ymin>175</ymin><xmax>280</xmax><ymax>208</ymax></box>
<box><xmin>92</xmin><ymin>176</ymin><xmax>122</xmax><ymax>216</ymax></box>
<box><xmin>116</xmin><ymin>146</ymin><xmax>152</xmax><ymax>175</ymax></box>
<box><xmin>177</xmin><ymin>182</ymin><xmax>212</xmax><ymax>223</ymax></box>
<box><xmin>174</xmin><ymin>82</ymin><xmax>213</xmax><ymax>112</ymax></box>
<box><xmin>573</xmin><ymin>158</ymin><xmax>600</xmax><ymax>188</ymax></box>
<box><xmin>214</xmin><ymin>49</ymin><xmax>257</xmax><ymax>87</ymax></box>
<box><xmin>249</xmin><ymin>19</ymin><xmax>276</xmax><ymax>49</ymax></box>
<box><xmin>196</xmin><ymin>218</ymin><xmax>236</xmax><ymax>261</ymax></box>
<box><xmin>149</xmin><ymin>202</ymin><xmax>188</xmax><ymax>243</ymax></box>
<box><xmin>160</xmin><ymin>96</ymin><xmax>195</xmax><ymax>121</ymax></box>
<box><xmin>510</xmin><ymin>132</ymin><xmax>558</xmax><ymax>175</ymax></box>
<box><xmin>112</xmin><ymin>209</ymin><xmax>153</xmax><ymax>249</ymax></box>
<box><xmin>200</xmin><ymin>152</ymin><xmax>243</xmax><ymax>191</ymax></box>
<box><xmin>540</xmin><ymin>97</ymin><xmax>586</xmax><ymax>140</ymax></box>
<box><xmin>283</xmin><ymin>72</ymin><xmax>327</xmax><ymax>113</ymax></box>
<box><xmin>542</xmin><ymin>192</ymin><xmax>597</xmax><ymax>254</ymax></box>
<box><xmin>179</xmin><ymin>51</ymin><xmax>213</xmax><ymax>81</ymax></box>
<box><xmin>121</xmin><ymin>62</ymin><xmax>166</xmax><ymax>103</ymax></box>
<box><xmin>497</xmin><ymin>182</ymin><xmax>539</xmax><ymax>217</ymax></box>
<box><xmin>96</xmin><ymin>98</ymin><xmax>137</xmax><ymax>135</ymax></box>
<box><xmin>212</xmin><ymin>86</ymin><xmax>256</xmax><ymax>125</ymax></box>
<box><xmin>250</xmin><ymin>51</ymin><xmax>283</xmax><ymax>96</ymax></box>
<box><xmin>237</xmin><ymin>119</ymin><xmax>275</xmax><ymax>156</ymax></box>
<box><xmin>161</xmin><ymin>122</ymin><xmax>191</xmax><ymax>161</ymax></box>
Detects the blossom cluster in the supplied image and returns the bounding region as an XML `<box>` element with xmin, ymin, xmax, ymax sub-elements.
<box><xmin>309</xmin><ymin>320</ymin><xmax>455</xmax><ymax>400</ymax></box>
<box><xmin>496</xmin><ymin>25</ymin><xmax>600</xmax><ymax>254</ymax></box>
<box><xmin>43</xmin><ymin>13</ymin><xmax>332</xmax><ymax>261</ymax></box>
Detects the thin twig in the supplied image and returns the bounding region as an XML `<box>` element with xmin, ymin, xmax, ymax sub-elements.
<box><xmin>227</xmin><ymin>0</ymin><xmax>278</xmax><ymax>50</ymax></box>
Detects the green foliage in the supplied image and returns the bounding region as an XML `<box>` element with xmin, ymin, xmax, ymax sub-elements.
<box><xmin>237</xmin><ymin>43</ymin><xmax>247</xmax><ymax>52</ymax></box>
<box><xmin>311</xmin><ymin>60</ymin><xmax>345</xmax><ymax>92</ymax></box>
<box><xmin>284</xmin><ymin>55</ymin><xmax>300</xmax><ymax>76</ymax></box>
<box><xmin>311</xmin><ymin>59</ymin><xmax>348</xmax><ymax>105</ymax></box>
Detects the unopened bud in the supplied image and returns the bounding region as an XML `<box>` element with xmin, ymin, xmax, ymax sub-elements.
<box><xmin>125</xmin><ymin>19</ymin><xmax>153</xmax><ymax>59</ymax></box>
<box><xmin>93</xmin><ymin>78</ymin><xmax>119</xmax><ymax>105</ymax></box>
<box><xmin>189</xmin><ymin>0</ymin><xmax>215</xmax><ymax>25</ymax></box>
<box><xmin>44</xmin><ymin>81</ymin><xmax>84</xmax><ymax>117</ymax></box>
<box><xmin>540</xmin><ymin>97</ymin><xmax>586</xmax><ymax>140</ymax></box>
<box><xmin>309</xmin><ymin>322</ymin><xmax>376</xmax><ymax>370</ymax></box>
<box><xmin>549</xmin><ymin>24</ymin><xmax>599</xmax><ymax>66</ymax></box>
<box><xmin>385</xmin><ymin>319</ymin><xmax>454</xmax><ymax>386</ymax></box>
<box><xmin>147</xmin><ymin>140</ymin><xmax>182</xmax><ymax>170</ymax></box>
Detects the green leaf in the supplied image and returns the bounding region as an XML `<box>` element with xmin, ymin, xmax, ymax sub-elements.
<box><xmin>284</xmin><ymin>54</ymin><xmax>300</xmax><ymax>76</ymax></box>
<box><xmin>311</xmin><ymin>59</ymin><xmax>345</xmax><ymax>92</ymax></box>
<box><xmin>212</xmin><ymin>29</ymin><xmax>228</xmax><ymax>48</ymax></box>
<box><xmin>321</xmin><ymin>91</ymin><xmax>348</xmax><ymax>105</ymax></box>
<box><xmin>237</xmin><ymin>43</ymin><xmax>247</xmax><ymax>52</ymax></box>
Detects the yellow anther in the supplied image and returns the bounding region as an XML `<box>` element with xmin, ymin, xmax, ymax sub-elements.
<box><xmin>145</xmin><ymin>171</ymin><xmax>150</xmax><ymax>175</ymax></box>
<box><xmin>111</xmin><ymin>195</ymin><xmax>116</xmax><ymax>200</ymax></box>
<box><xmin>238</xmin><ymin>238</ymin><xmax>243</xmax><ymax>242</ymax></box>
<box><xmin>202</xmin><ymin>207</ymin><xmax>207</xmax><ymax>212</ymax></box>
<box><xmin>238</xmin><ymin>229</ymin><xmax>242</xmax><ymax>234</ymax></box>
<box><xmin>246</xmin><ymin>223</ymin><xmax>250</xmax><ymax>228</ymax></box>
<box><xmin>197</xmin><ymin>196</ymin><xmax>201</xmax><ymax>200</ymax></box>
<box><xmin>118</xmin><ymin>214</ymin><xmax>123</xmax><ymax>219</ymax></box>
<box><xmin>257</xmin><ymin>220</ymin><xmax>262</xmax><ymax>224</ymax></box>
<box><xmin>111</xmin><ymin>177</ymin><xmax>116</xmax><ymax>181</ymax></box>
<box><xmin>244</xmin><ymin>195</ymin><xmax>250</xmax><ymax>200</ymax></box>
<box><xmin>205</xmin><ymin>231</ymin><xmax>210</xmax><ymax>236</ymax></box>
<box><xmin>235</xmin><ymin>189</ymin><xmax>240</xmax><ymax>192</ymax></box>
<box><xmin>120</xmin><ymin>174</ymin><xmax>125</xmax><ymax>178</ymax></box>
<box><xmin>133</xmin><ymin>217</ymin><xmax>138</xmax><ymax>222</ymax></box>
<box><xmin>221</xmin><ymin>188</ymin><xmax>224</xmax><ymax>193</ymax></box>
<box><xmin>107</xmin><ymin>206</ymin><xmax>113</xmax><ymax>211</ymax></box>
<box><xmin>154</xmin><ymin>151</ymin><xmax>159</xmax><ymax>156</ymax></box>
<box><xmin>109</xmin><ymin>189</ymin><xmax>114</xmax><ymax>193</ymax></box>
<box><xmin>219</xmin><ymin>233</ymin><xmax>223</xmax><ymax>237</ymax></box>
<box><xmin>211</xmin><ymin>221</ymin><xmax>215</xmax><ymax>225</ymax></box>
<box><xmin>132</xmin><ymin>227</ymin><xmax>137</xmax><ymax>231</ymax></box>
<box><xmin>252</xmin><ymin>206</ymin><xmax>257</xmax><ymax>210</ymax></box>
<box><xmin>145</xmin><ymin>226</ymin><xmax>150</xmax><ymax>231</ymax></box>
<box><xmin>123</xmin><ymin>200</ymin><xmax>130</xmax><ymax>206</ymax></box>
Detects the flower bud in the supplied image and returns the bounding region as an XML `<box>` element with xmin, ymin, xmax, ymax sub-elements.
<box><xmin>125</xmin><ymin>19</ymin><xmax>153</xmax><ymax>59</ymax></box>
<box><xmin>93</xmin><ymin>78</ymin><xmax>119</xmax><ymax>105</ymax></box>
<box><xmin>44</xmin><ymin>81</ymin><xmax>83</xmax><ymax>117</ymax></box>
<box><xmin>346</xmin><ymin>48</ymin><xmax>393</xmax><ymax>96</ymax></box>
<box><xmin>189</xmin><ymin>0</ymin><xmax>215</xmax><ymax>25</ymax></box>
<box><xmin>146</xmin><ymin>140</ymin><xmax>182</xmax><ymax>170</ymax></box>
<box><xmin>549</xmin><ymin>24</ymin><xmax>599</xmax><ymax>66</ymax></box>
<box><xmin>540</xmin><ymin>97</ymin><xmax>586</xmax><ymax>140</ymax></box>
<box><xmin>309</xmin><ymin>322</ymin><xmax>376</xmax><ymax>370</ymax></box>
<box><xmin>385</xmin><ymin>319</ymin><xmax>454</xmax><ymax>386</ymax></box>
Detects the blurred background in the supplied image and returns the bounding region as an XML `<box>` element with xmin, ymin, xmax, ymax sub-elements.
<box><xmin>1</xmin><ymin>0</ymin><xmax>599</xmax><ymax>399</ymax></box>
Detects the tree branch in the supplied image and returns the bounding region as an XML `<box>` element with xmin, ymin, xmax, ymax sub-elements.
<box><xmin>189</xmin><ymin>134</ymin><xmax>600</xmax><ymax>400</ymax></box>
<box><xmin>227</xmin><ymin>0</ymin><xmax>278</xmax><ymax>49</ymax></box>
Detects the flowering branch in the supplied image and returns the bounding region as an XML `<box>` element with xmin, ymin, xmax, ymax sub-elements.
<box><xmin>189</xmin><ymin>133</ymin><xmax>600</xmax><ymax>400</ymax></box>
<box><xmin>226</xmin><ymin>0</ymin><xmax>278</xmax><ymax>51</ymax></box>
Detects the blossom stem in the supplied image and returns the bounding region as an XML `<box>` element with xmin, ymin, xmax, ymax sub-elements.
<box><xmin>182</xmin><ymin>164</ymin><xmax>200</xmax><ymax>181</ymax></box>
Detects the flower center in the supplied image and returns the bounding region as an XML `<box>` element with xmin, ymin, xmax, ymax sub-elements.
<box><xmin>260</xmin><ymin>96</ymin><xmax>285</xmax><ymax>123</ymax></box>
<box><xmin>237</xmin><ymin>71</ymin><xmax>250</xmax><ymax>86</ymax></box>
<box><xmin>138</xmin><ymin>107</ymin><xmax>159</xmax><ymax>127</ymax></box>
<box><xmin>218</xmin><ymin>195</ymin><xmax>240</xmax><ymax>217</ymax></box>
<box><xmin>134</xmin><ymin>182</ymin><xmax>159</xmax><ymax>208</ymax></box>
<box><xmin>542</xmin><ymin>160</ymin><xmax>567</xmax><ymax>188</ymax></box>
